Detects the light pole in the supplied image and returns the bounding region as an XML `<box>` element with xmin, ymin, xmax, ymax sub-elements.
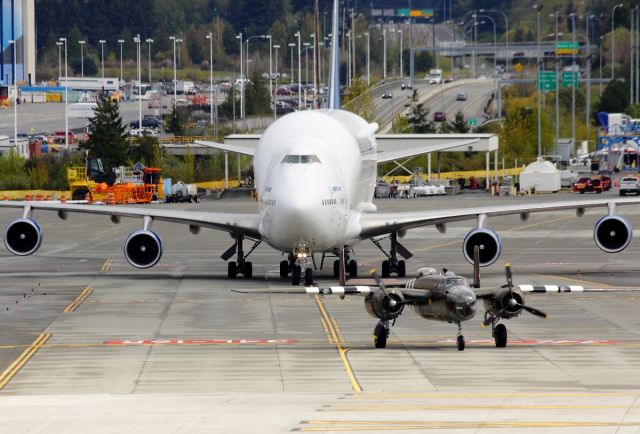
<box><xmin>288</xmin><ymin>42</ymin><xmax>295</xmax><ymax>84</ymax></box>
<box><xmin>310</xmin><ymin>33</ymin><xmax>317</xmax><ymax>107</ymax></box>
<box><xmin>346</xmin><ymin>31</ymin><xmax>352</xmax><ymax>86</ymax></box>
<box><xmin>303</xmin><ymin>42</ymin><xmax>310</xmax><ymax>86</ymax></box>
<box><xmin>399</xmin><ymin>30</ymin><xmax>403</xmax><ymax>78</ymax></box>
<box><xmin>476</xmin><ymin>15</ymin><xmax>496</xmax><ymax>71</ymax></box>
<box><xmin>170</xmin><ymin>35</ymin><xmax>180</xmax><ymax>106</ymax></box>
<box><xmin>56</xmin><ymin>41</ymin><xmax>63</xmax><ymax>84</ymax></box>
<box><xmin>236</xmin><ymin>33</ymin><xmax>243</xmax><ymax>120</ymax></box>
<box><xmin>134</xmin><ymin>35</ymin><xmax>142</xmax><ymax>129</ymax></box>
<box><xmin>99</xmin><ymin>39</ymin><xmax>106</xmax><ymax>78</ymax></box>
<box><xmin>551</xmin><ymin>12</ymin><xmax>560</xmax><ymax>159</ymax></box>
<box><xmin>206</xmin><ymin>33</ymin><xmax>214</xmax><ymax>130</ymax></box>
<box><xmin>59</xmin><ymin>37</ymin><xmax>68</xmax><ymax>150</ymax></box>
<box><xmin>117</xmin><ymin>39</ymin><xmax>124</xmax><ymax>82</ymax></box>
<box><xmin>383</xmin><ymin>27</ymin><xmax>387</xmax><ymax>79</ymax></box>
<box><xmin>296</xmin><ymin>31</ymin><xmax>302</xmax><ymax>109</ymax></box>
<box><xmin>534</xmin><ymin>4</ymin><xmax>542</xmax><ymax>157</ymax></box>
<box><xmin>478</xmin><ymin>9</ymin><xmax>509</xmax><ymax>74</ymax></box>
<box><xmin>78</xmin><ymin>40</ymin><xmax>85</xmax><ymax>77</ymax></box>
<box><xmin>146</xmin><ymin>38</ymin><xmax>153</xmax><ymax>83</ymax></box>
<box><xmin>9</xmin><ymin>40</ymin><xmax>16</xmax><ymax>153</ymax></box>
<box><xmin>266</xmin><ymin>35</ymin><xmax>273</xmax><ymax>98</ymax></box>
<box><xmin>273</xmin><ymin>44</ymin><xmax>280</xmax><ymax>119</ymax></box>
<box><xmin>612</xmin><ymin>3</ymin><xmax>623</xmax><ymax>80</ymax></box>
<box><xmin>570</xmin><ymin>13</ymin><xmax>576</xmax><ymax>151</ymax></box>
<box><xmin>364</xmin><ymin>32</ymin><xmax>370</xmax><ymax>86</ymax></box>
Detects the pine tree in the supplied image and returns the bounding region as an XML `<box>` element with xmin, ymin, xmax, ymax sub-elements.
<box><xmin>82</xmin><ymin>96</ymin><xmax>129</xmax><ymax>171</ymax></box>
<box><xmin>166</xmin><ymin>105</ymin><xmax>186</xmax><ymax>136</ymax></box>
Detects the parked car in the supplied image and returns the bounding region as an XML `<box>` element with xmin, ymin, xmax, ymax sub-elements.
<box><xmin>433</xmin><ymin>111</ymin><xmax>446</xmax><ymax>122</ymax></box>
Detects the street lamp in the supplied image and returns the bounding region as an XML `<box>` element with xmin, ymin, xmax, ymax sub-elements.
<box><xmin>364</xmin><ymin>32</ymin><xmax>370</xmax><ymax>86</ymax></box>
<box><xmin>170</xmin><ymin>35</ymin><xmax>181</xmax><ymax>106</ymax></box>
<box><xmin>146</xmin><ymin>38</ymin><xmax>153</xmax><ymax>83</ymax></box>
<box><xmin>78</xmin><ymin>40</ymin><xmax>85</xmax><ymax>77</ymax></box>
<box><xmin>533</xmin><ymin>4</ymin><xmax>543</xmax><ymax>157</ymax></box>
<box><xmin>612</xmin><ymin>3</ymin><xmax>623</xmax><ymax>80</ymax></box>
<box><xmin>550</xmin><ymin>12</ymin><xmax>561</xmax><ymax>159</ymax></box>
<box><xmin>56</xmin><ymin>41</ymin><xmax>63</xmax><ymax>84</ymax></box>
<box><xmin>295</xmin><ymin>31</ymin><xmax>302</xmax><ymax>109</ymax></box>
<box><xmin>59</xmin><ymin>37</ymin><xmax>68</xmax><ymax>150</ymax></box>
<box><xmin>288</xmin><ymin>42</ymin><xmax>295</xmax><ymax>85</ymax></box>
<box><xmin>273</xmin><ymin>44</ymin><xmax>280</xmax><ymax>119</ymax></box>
<box><xmin>303</xmin><ymin>42</ymin><xmax>310</xmax><ymax>86</ymax></box>
<box><xmin>266</xmin><ymin>35</ymin><xmax>273</xmax><ymax>98</ymax></box>
<box><xmin>390</xmin><ymin>28</ymin><xmax>403</xmax><ymax>78</ymax></box>
<box><xmin>310</xmin><ymin>33</ymin><xmax>317</xmax><ymax>107</ymax></box>
<box><xmin>475</xmin><ymin>15</ymin><xmax>497</xmax><ymax>71</ymax></box>
<box><xmin>478</xmin><ymin>9</ymin><xmax>509</xmax><ymax>74</ymax></box>
<box><xmin>235</xmin><ymin>33</ymin><xmax>243</xmax><ymax>119</ymax></box>
<box><xmin>206</xmin><ymin>33</ymin><xmax>214</xmax><ymax>131</ymax></box>
<box><xmin>346</xmin><ymin>31</ymin><xmax>352</xmax><ymax>86</ymax></box>
<box><xmin>9</xmin><ymin>40</ymin><xmax>17</xmax><ymax>153</ymax></box>
<box><xmin>383</xmin><ymin>27</ymin><xmax>387</xmax><ymax>79</ymax></box>
<box><xmin>117</xmin><ymin>39</ymin><xmax>124</xmax><ymax>82</ymax></box>
<box><xmin>99</xmin><ymin>39</ymin><xmax>106</xmax><ymax>78</ymax></box>
<box><xmin>134</xmin><ymin>35</ymin><xmax>142</xmax><ymax>129</ymax></box>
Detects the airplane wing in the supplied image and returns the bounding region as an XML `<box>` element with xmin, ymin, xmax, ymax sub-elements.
<box><xmin>0</xmin><ymin>202</ymin><xmax>262</xmax><ymax>238</ymax></box>
<box><xmin>359</xmin><ymin>197</ymin><xmax>640</xmax><ymax>238</ymax></box>
<box><xmin>232</xmin><ymin>285</ymin><xmax>430</xmax><ymax>303</ymax></box>
<box><xmin>375</xmin><ymin>139</ymin><xmax>479</xmax><ymax>163</ymax></box>
<box><xmin>195</xmin><ymin>140</ymin><xmax>256</xmax><ymax>156</ymax></box>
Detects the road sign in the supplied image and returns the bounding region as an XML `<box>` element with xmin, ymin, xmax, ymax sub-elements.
<box><xmin>468</xmin><ymin>118</ymin><xmax>477</xmax><ymax>126</ymax></box>
<box><xmin>556</xmin><ymin>42</ymin><xmax>579</xmax><ymax>55</ymax></box>
<box><xmin>397</xmin><ymin>8</ymin><xmax>433</xmax><ymax>17</ymax></box>
<box><xmin>561</xmin><ymin>71</ymin><xmax>578</xmax><ymax>88</ymax></box>
<box><xmin>537</xmin><ymin>71</ymin><xmax>557</xmax><ymax>91</ymax></box>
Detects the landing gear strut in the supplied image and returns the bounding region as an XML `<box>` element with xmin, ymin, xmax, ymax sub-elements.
<box><xmin>282</xmin><ymin>249</ymin><xmax>315</xmax><ymax>286</ymax></box>
<box><xmin>373</xmin><ymin>320</ymin><xmax>390</xmax><ymax>348</ymax></box>
<box><xmin>485</xmin><ymin>312</ymin><xmax>508</xmax><ymax>348</ymax></box>
<box><xmin>221</xmin><ymin>234</ymin><xmax>261</xmax><ymax>279</ymax></box>
<box><xmin>456</xmin><ymin>322</ymin><xmax>465</xmax><ymax>351</ymax></box>
<box><xmin>371</xmin><ymin>232</ymin><xmax>413</xmax><ymax>278</ymax></box>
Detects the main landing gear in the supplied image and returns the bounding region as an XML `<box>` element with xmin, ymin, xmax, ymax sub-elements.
<box><xmin>371</xmin><ymin>232</ymin><xmax>413</xmax><ymax>278</ymax></box>
<box><xmin>456</xmin><ymin>322</ymin><xmax>465</xmax><ymax>351</ymax></box>
<box><xmin>222</xmin><ymin>234</ymin><xmax>261</xmax><ymax>279</ymax></box>
<box><xmin>485</xmin><ymin>312</ymin><xmax>508</xmax><ymax>348</ymax></box>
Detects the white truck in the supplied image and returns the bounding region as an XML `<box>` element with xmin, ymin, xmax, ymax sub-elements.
<box><xmin>165</xmin><ymin>181</ymin><xmax>199</xmax><ymax>203</ymax></box>
<box><xmin>428</xmin><ymin>69</ymin><xmax>443</xmax><ymax>84</ymax></box>
<box><xmin>619</xmin><ymin>176</ymin><xmax>640</xmax><ymax>196</ymax></box>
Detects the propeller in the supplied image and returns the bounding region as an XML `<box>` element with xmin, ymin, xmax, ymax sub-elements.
<box><xmin>482</xmin><ymin>263</ymin><xmax>547</xmax><ymax>326</ymax></box>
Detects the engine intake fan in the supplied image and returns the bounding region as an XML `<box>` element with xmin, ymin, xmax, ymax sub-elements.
<box><xmin>3</xmin><ymin>218</ymin><xmax>42</xmax><ymax>256</ymax></box>
<box><xmin>124</xmin><ymin>229</ymin><xmax>163</xmax><ymax>268</ymax></box>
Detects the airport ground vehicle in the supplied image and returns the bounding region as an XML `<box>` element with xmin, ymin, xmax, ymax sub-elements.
<box><xmin>573</xmin><ymin>177</ymin><xmax>593</xmax><ymax>193</ymax></box>
<box><xmin>165</xmin><ymin>182</ymin><xmax>199</xmax><ymax>203</ymax></box>
<box><xmin>619</xmin><ymin>176</ymin><xmax>640</xmax><ymax>196</ymax></box>
<box><xmin>67</xmin><ymin>158</ymin><xmax>163</xmax><ymax>203</ymax></box>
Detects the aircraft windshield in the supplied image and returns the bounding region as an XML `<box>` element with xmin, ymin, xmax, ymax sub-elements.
<box><xmin>281</xmin><ymin>154</ymin><xmax>321</xmax><ymax>164</ymax></box>
<box><xmin>445</xmin><ymin>277</ymin><xmax>466</xmax><ymax>288</ymax></box>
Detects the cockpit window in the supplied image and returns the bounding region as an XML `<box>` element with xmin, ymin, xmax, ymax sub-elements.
<box><xmin>281</xmin><ymin>154</ymin><xmax>321</xmax><ymax>164</ymax></box>
<box><xmin>445</xmin><ymin>277</ymin><xmax>466</xmax><ymax>288</ymax></box>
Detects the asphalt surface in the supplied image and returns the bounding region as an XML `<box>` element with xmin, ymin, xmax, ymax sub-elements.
<box><xmin>2</xmin><ymin>190</ymin><xmax>640</xmax><ymax>433</ymax></box>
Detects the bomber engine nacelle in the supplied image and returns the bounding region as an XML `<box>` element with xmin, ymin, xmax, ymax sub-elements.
<box><xmin>594</xmin><ymin>215</ymin><xmax>632</xmax><ymax>253</ymax></box>
<box><xmin>3</xmin><ymin>218</ymin><xmax>43</xmax><ymax>256</ymax></box>
<box><xmin>486</xmin><ymin>288</ymin><xmax>525</xmax><ymax>319</ymax></box>
<box><xmin>462</xmin><ymin>227</ymin><xmax>502</xmax><ymax>267</ymax></box>
<box><xmin>124</xmin><ymin>229</ymin><xmax>163</xmax><ymax>268</ymax></box>
<box><xmin>365</xmin><ymin>289</ymin><xmax>405</xmax><ymax>321</ymax></box>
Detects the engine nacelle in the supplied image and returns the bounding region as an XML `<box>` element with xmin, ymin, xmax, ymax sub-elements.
<box><xmin>462</xmin><ymin>227</ymin><xmax>502</xmax><ymax>267</ymax></box>
<box><xmin>3</xmin><ymin>218</ymin><xmax>42</xmax><ymax>256</ymax></box>
<box><xmin>594</xmin><ymin>215</ymin><xmax>632</xmax><ymax>253</ymax></box>
<box><xmin>124</xmin><ymin>229</ymin><xmax>163</xmax><ymax>269</ymax></box>
<box><xmin>485</xmin><ymin>288</ymin><xmax>524</xmax><ymax>319</ymax></box>
<box><xmin>365</xmin><ymin>289</ymin><xmax>405</xmax><ymax>321</ymax></box>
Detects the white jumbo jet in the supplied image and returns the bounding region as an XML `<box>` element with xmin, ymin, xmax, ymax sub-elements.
<box><xmin>2</xmin><ymin>0</ymin><xmax>640</xmax><ymax>286</ymax></box>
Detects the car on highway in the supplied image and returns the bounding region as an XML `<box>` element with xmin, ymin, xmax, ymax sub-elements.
<box><xmin>401</xmin><ymin>79</ymin><xmax>412</xmax><ymax>90</ymax></box>
<box><xmin>444</xmin><ymin>76</ymin><xmax>454</xmax><ymax>83</ymax></box>
<box><xmin>433</xmin><ymin>111</ymin><xmax>446</xmax><ymax>122</ymax></box>
<box><xmin>456</xmin><ymin>92</ymin><xmax>467</xmax><ymax>101</ymax></box>
<box><xmin>381</xmin><ymin>92</ymin><xmax>393</xmax><ymax>99</ymax></box>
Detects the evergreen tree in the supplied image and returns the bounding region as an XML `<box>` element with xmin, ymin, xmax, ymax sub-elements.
<box><xmin>596</xmin><ymin>79</ymin><xmax>629</xmax><ymax>115</ymax></box>
<box><xmin>245</xmin><ymin>72</ymin><xmax>272</xmax><ymax>115</ymax></box>
<box><xmin>406</xmin><ymin>101</ymin><xmax>436</xmax><ymax>133</ymax></box>
<box><xmin>165</xmin><ymin>105</ymin><xmax>187</xmax><ymax>136</ymax></box>
<box><xmin>82</xmin><ymin>96</ymin><xmax>129</xmax><ymax>171</ymax></box>
<box><xmin>450</xmin><ymin>110</ymin><xmax>470</xmax><ymax>133</ymax></box>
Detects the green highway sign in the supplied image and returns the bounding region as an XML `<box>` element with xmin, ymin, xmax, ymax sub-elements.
<box><xmin>561</xmin><ymin>71</ymin><xmax>578</xmax><ymax>88</ymax></box>
<box><xmin>468</xmin><ymin>118</ymin><xmax>477</xmax><ymax>126</ymax></box>
<box><xmin>556</xmin><ymin>41</ymin><xmax>579</xmax><ymax>55</ymax></box>
<box><xmin>537</xmin><ymin>71</ymin><xmax>557</xmax><ymax>91</ymax></box>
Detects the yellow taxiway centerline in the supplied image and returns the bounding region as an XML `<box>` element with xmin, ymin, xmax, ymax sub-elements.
<box><xmin>100</xmin><ymin>258</ymin><xmax>113</xmax><ymax>273</ymax></box>
<box><xmin>315</xmin><ymin>295</ymin><xmax>362</xmax><ymax>393</ymax></box>
<box><xmin>63</xmin><ymin>287</ymin><xmax>93</xmax><ymax>313</ymax></box>
<box><xmin>0</xmin><ymin>332</ymin><xmax>51</xmax><ymax>390</ymax></box>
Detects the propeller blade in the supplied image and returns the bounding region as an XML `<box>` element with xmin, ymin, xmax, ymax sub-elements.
<box><xmin>369</xmin><ymin>268</ymin><xmax>385</xmax><ymax>289</ymax></box>
<box><xmin>521</xmin><ymin>304</ymin><xmax>548</xmax><ymax>319</ymax></box>
<box><xmin>505</xmin><ymin>262</ymin><xmax>513</xmax><ymax>291</ymax></box>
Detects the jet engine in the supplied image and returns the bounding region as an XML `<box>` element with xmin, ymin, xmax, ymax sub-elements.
<box><xmin>124</xmin><ymin>229</ymin><xmax>163</xmax><ymax>268</ymax></box>
<box><xmin>485</xmin><ymin>288</ymin><xmax>525</xmax><ymax>319</ymax></box>
<box><xmin>462</xmin><ymin>227</ymin><xmax>501</xmax><ymax>267</ymax></box>
<box><xmin>365</xmin><ymin>289</ymin><xmax>405</xmax><ymax>321</ymax></box>
<box><xmin>3</xmin><ymin>218</ymin><xmax>42</xmax><ymax>256</ymax></box>
<box><xmin>594</xmin><ymin>215</ymin><xmax>632</xmax><ymax>253</ymax></box>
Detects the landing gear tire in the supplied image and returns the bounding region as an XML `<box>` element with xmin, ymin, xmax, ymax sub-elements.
<box><xmin>280</xmin><ymin>260</ymin><xmax>289</xmax><ymax>278</ymax></box>
<box><xmin>243</xmin><ymin>262</ymin><xmax>253</xmax><ymax>279</ymax></box>
<box><xmin>381</xmin><ymin>260</ymin><xmax>390</xmax><ymax>278</ymax></box>
<box><xmin>348</xmin><ymin>260</ymin><xmax>358</xmax><ymax>278</ymax></box>
<box><xmin>292</xmin><ymin>265</ymin><xmax>302</xmax><ymax>286</ymax></box>
<box><xmin>494</xmin><ymin>323</ymin><xmax>508</xmax><ymax>348</ymax></box>
<box><xmin>397</xmin><ymin>260</ymin><xmax>406</xmax><ymax>277</ymax></box>
<box><xmin>304</xmin><ymin>268</ymin><xmax>313</xmax><ymax>286</ymax></box>
<box><xmin>228</xmin><ymin>261</ymin><xmax>237</xmax><ymax>278</ymax></box>
<box><xmin>374</xmin><ymin>322</ymin><xmax>388</xmax><ymax>348</ymax></box>
<box><xmin>457</xmin><ymin>335</ymin><xmax>465</xmax><ymax>351</ymax></box>
<box><xmin>333</xmin><ymin>260</ymin><xmax>340</xmax><ymax>278</ymax></box>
